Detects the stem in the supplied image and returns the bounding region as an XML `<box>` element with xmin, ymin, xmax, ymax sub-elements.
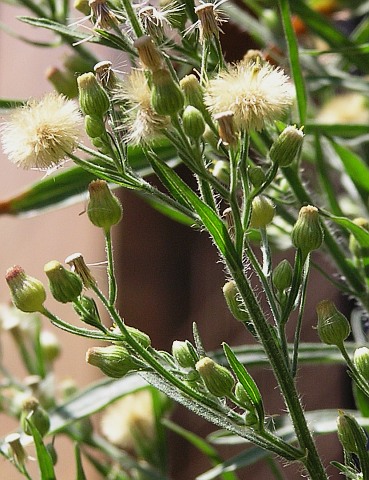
<box><xmin>229</xmin><ymin>148</ymin><xmax>244</xmax><ymax>256</ymax></box>
<box><xmin>228</xmin><ymin>263</ymin><xmax>328</xmax><ymax>479</ymax></box>
<box><xmin>105</xmin><ymin>229</ymin><xmax>117</xmax><ymax>306</ymax></box>
<box><xmin>119</xmin><ymin>0</ymin><xmax>144</xmax><ymax>38</ymax></box>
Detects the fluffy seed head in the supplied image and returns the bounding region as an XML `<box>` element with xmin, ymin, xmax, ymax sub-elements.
<box><xmin>205</xmin><ymin>60</ymin><xmax>294</xmax><ymax>132</ymax></box>
<box><xmin>1</xmin><ymin>93</ymin><xmax>82</xmax><ymax>170</ymax></box>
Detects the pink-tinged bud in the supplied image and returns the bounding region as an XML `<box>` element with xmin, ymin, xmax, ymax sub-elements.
<box><xmin>5</xmin><ymin>266</ymin><xmax>46</xmax><ymax>313</ymax></box>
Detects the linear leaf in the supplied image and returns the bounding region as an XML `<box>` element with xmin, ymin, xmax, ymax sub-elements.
<box><xmin>25</xmin><ymin>420</ymin><xmax>56</xmax><ymax>480</ymax></box>
<box><xmin>330</xmin><ymin>140</ymin><xmax>369</xmax><ymax>193</ymax></box>
<box><xmin>305</xmin><ymin>123</ymin><xmax>369</xmax><ymax>138</ymax></box>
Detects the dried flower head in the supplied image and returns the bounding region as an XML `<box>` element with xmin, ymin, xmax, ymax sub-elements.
<box><xmin>138</xmin><ymin>3</ymin><xmax>183</xmax><ymax>40</ymax></box>
<box><xmin>1</xmin><ymin>93</ymin><xmax>82</xmax><ymax>170</ymax></box>
<box><xmin>114</xmin><ymin>69</ymin><xmax>169</xmax><ymax>145</ymax></box>
<box><xmin>205</xmin><ymin>60</ymin><xmax>294</xmax><ymax>132</ymax></box>
<box><xmin>100</xmin><ymin>390</ymin><xmax>155</xmax><ymax>450</ymax></box>
<box><xmin>88</xmin><ymin>0</ymin><xmax>120</xmax><ymax>29</ymax></box>
<box><xmin>189</xmin><ymin>1</ymin><xmax>226</xmax><ymax>42</ymax></box>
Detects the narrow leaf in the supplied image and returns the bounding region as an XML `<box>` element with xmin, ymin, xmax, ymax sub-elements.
<box><xmin>330</xmin><ymin>140</ymin><xmax>369</xmax><ymax>194</ymax></box>
<box><xmin>75</xmin><ymin>444</ymin><xmax>87</xmax><ymax>480</ymax></box>
<box><xmin>25</xmin><ymin>420</ymin><xmax>56</xmax><ymax>480</ymax></box>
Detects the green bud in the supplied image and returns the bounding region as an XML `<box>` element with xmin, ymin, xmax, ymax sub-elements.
<box><xmin>6</xmin><ymin>266</ymin><xmax>46</xmax><ymax>313</ymax></box>
<box><xmin>234</xmin><ymin>382</ymin><xmax>254</xmax><ymax>410</ymax></box>
<box><xmin>180</xmin><ymin>74</ymin><xmax>206</xmax><ymax>113</ymax></box>
<box><xmin>272</xmin><ymin>259</ymin><xmax>293</xmax><ymax>293</ymax></box>
<box><xmin>316</xmin><ymin>300</ymin><xmax>351</xmax><ymax>347</ymax></box>
<box><xmin>64</xmin><ymin>54</ymin><xmax>95</xmax><ymax>76</ymax></box>
<box><xmin>121</xmin><ymin>325</ymin><xmax>151</xmax><ymax>349</ymax></box>
<box><xmin>151</xmin><ymin>69</ymin><xmax>184</xmax><ymax>116</ymax></box>
<box><xmin>203</xmin><ymin>126</ymin><xmax>220</xmax><ymax>151</ymax></box>
<box><xmin>182</xmin><ymin>106</ymin><xmax>205</xmax><ymax>139</ymax></box>
<box><xmin>74</xmin><ymin>296</ymin><xmax>103</xmax><ymax>330</ymax></box>
<box><xmin>21</xmin><ymin>397</ymin><xmax>50</xmax><ymax>438</ymax></box>
<box><xmin>223</xmin><ymin>281</ymin><xmax>249</xmax><ymax>323</ymax></box>
<box><xmin>172</xmin><ymin>340</ymin><xmax>197</xmax><ymax>368</ymax></box>
<box><xmin>44</xmin><ymin>260</ymin><xmax>83</xmax><ymax>303</ymax></box>
<box><xmin>77</xmin><ymin>72</ymin><xmax>110</xmax><ymax>118</ymax></box>
<box><xmin>349</xmin><ymin>217</ymin><xmax>369</xmax><ymax>258</ymax></box>
<box><xmin>291</xmin><ymin>205</ymin><xmax>324</xmax><ymax>258</ymax></box>
<box><xmin>46</xmin><ymin>67</ymin><xmax>78</xmax><ymax>99</ymax></box>
<box><xmin>87</xmin><ymin>180</ymin><xmax>123</xmax><ymax>232</ymax></box>
<box><xmin>212</xmin><ymin>160</ymin><xmax>230</xmax><ymax>185</ymax></box>
<box><xmin>74</xmin><ymin>0</ymin><xmax>90</xmax><ymax>15</ymax></box>
<box><xmin>85</xmin><ymin>115</ymin><xmax>105</xmax><ymax>138</ymax></box>
<box><xmin>337</xmin><ymin>411</ymin><xmax>366</xmax><ymax>454</ymax></box>
<box><xmin>245</xmin><ymin>411</ymin><xmax>258</xmax><ymax>427</ymax></box>
<box><xmin>249</xmin><ymin>195</ymin><xmax>275</xmax><ymax>229</ymax></box>
<box><xmin>248</xmin><ymin>166</ymin><xmax>266</xmax><ymax>188</ymax></box>
<box><xmin>86</xmin><ymin>345</ymin><xmax>138</xmax><ymax>378</ymax></box>
<box><xmin>195</xmin><ymin>357</ymin><xmax>234</xmax><ymax>397</ymax></box>
<box><xmin>269</xmin><ymin>125</ymin><xmax>304</xmax><ymax>167</ymax></box>
<box><xmin>40</xmin><ymin>330</ymin><xmax>61</xmax><ymax>363</ymax></box>
<box><xmin>354</xmin><ymin>346</ymin><xmax>369</xmax><ymax>382</ymax></box>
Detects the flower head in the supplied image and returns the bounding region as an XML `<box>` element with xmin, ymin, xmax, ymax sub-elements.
<box><xmin>205</xmin><ymin>60</ymin><xmax>294</xmax><ymax>132</ymax></box>
<box><xmin>114</xmin><ymin>69</ymin><xmax>169</xmax><ymax>145</ymax></box>
<box><xmin>1</xmin><ymin>93</ymin><xmax>82</xmax><ymax>170</ymax></box>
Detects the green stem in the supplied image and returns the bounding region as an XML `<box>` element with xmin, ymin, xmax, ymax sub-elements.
<box><xmin>228</xmin><ymin>264</ymin><xmax>328</xmax><ymax>479</ymax></box>
<box><xmin>119</xmin><ymin>0</ymin><xmax>144</xmax><ymax>38</ymax></box>
<box><xmin>229</xmin><ymin>148</ymin><xmax>244</xmax><ymax>256</ymax></box>
<box><xmin>105</xmin><ymin>229</ymin><xmax>117</xmax><ymax>306</ymax></box>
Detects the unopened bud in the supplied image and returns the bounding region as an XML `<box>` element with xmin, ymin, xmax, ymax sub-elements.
<box><xmin>44</xmin><ymin>260</ymin><xmax>83</xmax><ymax>303</ymax></box>
<box><xmin>6</xmin><ymin>266</ymin><xmax>46</xmax><ymax>313</ymax></box>
<box><xmin>214</xmin><ymin>111</ymin><xmax>237</xmax><ymax>147</ymax></box>
<box><xmin>172</xmin><ymin>340</ymin><xmax>197</xmax><ymax>368</ymax></box>
<box><xmin>180</xmin><ymin>75</ymin><xmax>206</xmax><ymax>112</ymax></box>
<box><xmin>21</xmin><ymin>397</ymin><xmax>50</xmax><ymax>438</ymax></box>
<box><xmin>291</xmin><ymin>205</ymin><xmax>323</xmax><ymax>258</ymax></box>
<box><xmin>86</xmin><ymin>345</ymin><xmax>138</xmax><ymax>378</ymax></box>
<box><xmin>249</xmin><ymin>195</ymin><xmax>275</xmax><ymax>229</ymax></box>
<box><xmin>195</xmin><ymin>357</ymin><xmax>234</xmax><ymax>397</ymax></box>
<box><xmin>40</xmin><ymin>330</ymin><xmax>61</xmax><ymax>363</ymax></box>
<box><xmin>74</xmin><ymin>296</ymin><xmax>103</xmax><ymax>330</ymax></box>
<box><xmin>134</xmin><ymin>35</ymin><xmax>163</xmax><ymax>71</ymax></box>
<box><xmin>87</xmin><ymin>180</ymin><xmax>123</xmax><ymax>232</ymax></box>
<box><xmin>74</xmin><ymin>0</ymin><xmax>90</xmax><ymax>15</ymax></box>
<box><xmin>248</xmin><ymin>166</ymin><xmax>265</xmax><ymax>188</ymax></box>
<box><xmin>272</xmin><ymin>259</ymin><xmax>293</xmax><ymax>293</ymax></box>
<box><xmin>316</xmin><ymin>300</ymin><xmax>350</xmax><ymax>347</ymax></box>
<box><xmin>234</xmin><ymin>382</ymin><xmax>254</xmax><ymax>410</ymax></box>
<box><xmin>65</xmin><ymin>253</ymin><xmax>96</xmax><ymax>288</ymax></box>
<box><xmin>353</xmin><ymin>346</ymin><xmax>369</xmax><ymax>382</ymax></box>
<box><xmin>245</xmin><ymin>410</ymin><xmax>258</xmax><ymax>427</ymax></box>
<box><xmin>85</xmin><ymin>115</ymin><xmax>105</xmax><ymax>138</ymax></box>
<box><xmin>337</xmin><ymin>411</ymin><xmax>366</xmax><ymax>454</ymax></box>
<box><xmin>112</xmin><ymin>324</ymin><xmax>151</xmax><ymax>348</ymax></box>
<box><xmin>269</xmin><ymin>125</ymin><xmax>304</xmax><ymax>167</ymax></box>
<box><xmin>77</xmin><ymin>72</ymin><xmax>110</xmax><ymax>118</ymax></box>
<box><xmin>182</xmin><ymin>106</ymin><xmax>205</xmax><ymax>139</ymax></box>
<box><xmin>46</xmin><ymin>67</ymin><xmax>78</xmax><ymax>99</ymax></box>
<box><xmin>223</xmin><ymin>281</ymin><xmax>249</xmax><ymax>323</ymax></box>
<box><xmin>151</xmin><ymin>69</ymin><xmax>184</xmax><ymax>116</ymax></box>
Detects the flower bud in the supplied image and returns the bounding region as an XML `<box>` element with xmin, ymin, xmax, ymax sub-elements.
<box><xmin>87</xmin><ymin>180</ymin><xmax>123</xmax><ymax>232</ymax></box>
<box><xmin>77</xmin><ymin>72</ymin><xmax>110</xmax><ymax>118</ymax></box>
<box><xmin>74</xmin><ymin>296</ymin><xmax>103</xmax><ymax>330</ymax></box>
<box><xmin>21</xmin><ymin>397</ymin><xmax>50</xmax><ymax>438</ymax></box>
<box><xmin>272</xmin><ymin>259</ymin><xmax>293</xmax><ymax>293</ymax></box>
<box><xmin>248</xmin><ymin>166</ymin><xmax>266</xmax><ymax>188</ymax></box>
<box><xmin>86</xmin><ymin>345</ymin><xmax>138</xmax><ymax>378</ymax></box>
<box><xmin>245</xmin><ymin>411</ymin><xmax>258</xmax><ymax>427</ymax></box>
<box><xmin>195</xmin><ymin>357</ymin><xmax>234</xmax><ymax>397</ymax></box>
<box><xmin>5</xmin><ymin>266</ymin><xmax>46</xmax><ymax>313</ymax></box>
<box><xmin>112</xmin><ymin>325</ymin><xmax>151</xmax><ymax>348</ymax></box>
<box><xmin>44</xmin><ymin>260</ymin><xmax>83</xmax><ymax>303</ymax></box>
<box><xmin>172</xmin><ymin>340</ymin><xmax>197</xmax><ymax>368</ymax></box>
<box><xmin>40</xmin><ymin>330</ymin><xmax>61</xmax><ymax>363</ymax></box>
<box><xmin>269</xmin><ymin>125</ymin><xmax>304</xmax><ymax>167</ymax></box>
<box><xmin>46</xmin><ymin>66</ymin><xmax>78</xmax><ymax>99</ymax></box>
<box><xmin>182</xmin><ymin>106</ymin><xmax>205</xmax><ymax>139</ymax></box>
<box><xmin>65</xmin><ymin>253</ymin><xmax>96</xmax><ymax>288</ymax></box>
<box><xmin>212</xmin><ymin>160</ymin><xmax>230</xmax><ymax>185</ymax></box>
<box><xmin>134</xmin><ymin>35</ymin><xmax>163</xmax><ymax>71</ymax></box>
<box><xmin>337</xmin><ymin>411</ymin><xmax>366</xmax><ymax>454</ymax></box>
<box><xmin>234</xmin><ymin>382</ymin><xmax>254</xmax><ymax>410</ymax></box>
<box><xmin>223</xmin><ymin>281</ymin><xmax>249</xmax><ymax>323</ymax></box>
<box><xmin>353</xmin><ymin>346</ymin><xmax>369</xmax><ymax>382</ymax></box>
<box><xmin>291</xmin><ymin>205</ymin><xmax>324</xmax><ymax>258</ymax></box>
<box><xmin>249</xmin><ymin>195</ymin><xmax>275</xmax><ymax>229</ymax></box>
<box><xmin>316</xmin><ymin>300</ymin><xmax>350</xmax><ymax>347</ymax></box>
<box><xmin>180</xmin><ymin>74</ymin><xmax>206</xmax><ymax>112</ymax></box>
<box><xmin>349</xmin><ymin>217</ymin><xmax>369</xmax><ymax>259</ymax></box>
<box><xmin>74</xmin><ymin>0</ymin><xmax>90</xmax><ymax>15</ymax></box>
<box><xmin>151</xmin><ymin>69</ymin><xmax>184</xmax><ymax>116</ymax></box>
<box><xmin>85</xmin><ymin>115</ymin><xmax>105</xmax><ymax>138</ymax></box>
